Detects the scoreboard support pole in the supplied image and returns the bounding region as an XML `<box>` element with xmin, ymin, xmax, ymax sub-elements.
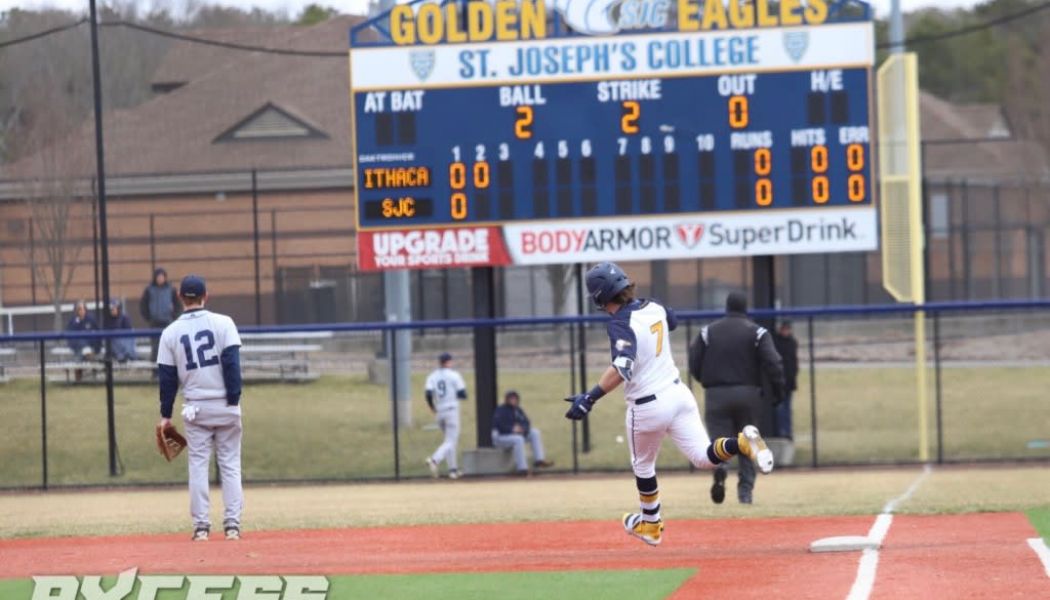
<box><xmin>384</xmin><ymin>271</ymin><xmax>413</xmax><ymax>428</ymax></box>
<box><xmin>751</xmin><ymin>256</ymin><xmax>778</xmax><ymax>438</ymax></box>
<box><xmin>751</xmin><ymin>256</ymin><xmax>777</xmax><ymax>328</ymax></box>
<box><xmin>472</xmin><ymin>267</ymin><xmax>499</xmax><ymax>447</ymax></box>
<box><xmin>574</xmin><ymin>264</ymin><xmax>591</xmax><ymax>454</ymax></box>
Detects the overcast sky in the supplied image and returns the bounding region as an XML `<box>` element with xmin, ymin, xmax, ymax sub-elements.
<box><xmin>0</xmin><ymin>0</ymin><xmax>988</xmax><ymax>21</ymax></box>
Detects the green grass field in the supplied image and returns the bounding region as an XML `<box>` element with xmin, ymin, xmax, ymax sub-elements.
<box><xmin>329</xmin><ymin>569</ymin><xmax>695</xmax><ymax>600</ymax></box>
<box><xmin>0</xmin><ymin>364</ymin><xmax>1048</xmax><ymax>487</ymax></box>
<box><xmin>1028</xmin><ymin>506</ymin><xmax>1050</xmax><ymax>542</ymax></box>
<box><xmin>0</xmin><ymin>569</ymin><xmax>695</xmax><ymax>600</ymax></box>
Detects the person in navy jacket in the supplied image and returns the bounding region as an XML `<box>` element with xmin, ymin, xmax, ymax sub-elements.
<box><xmin>66</xmin><ymin>300</ymin><xmax>100</xmax><ymax>359</ymax></box>
<box><xmin>491</xmin><ymin>390</ymin><xmax>553</xmax><ymax>475</ymax></box>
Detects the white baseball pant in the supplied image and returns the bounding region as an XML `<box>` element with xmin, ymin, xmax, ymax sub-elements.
<box><xmin>626</xmin><ymin>381</ymin><xmax>717</xmax><ymax>479</ymax></box>
<box><xmin>430</xmin><ymin>406</ymin><xmax>460</xmax><ymax>471</ymax></box>
<box><xmin>184</xmin><ymin>399</ymin><xmax>243</xmax><ymax>530</ymax></box>
<box><xmin>491</xmin><ymin>428</ymin><xmax>547</xmax><ymax>471</ymax></box>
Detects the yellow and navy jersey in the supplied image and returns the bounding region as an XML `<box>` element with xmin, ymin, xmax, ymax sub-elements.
<box><xmin>607</xmin><ymin>299</ymin><xmax>680</xmax><ymax>401</ymax></box>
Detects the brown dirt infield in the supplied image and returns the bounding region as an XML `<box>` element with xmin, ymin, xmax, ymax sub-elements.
<box><xmin>873</xmin><ymin>513</ymin><xmax>1048</xmax><ymax>599</ymax></box>
<box><xmin>0</xmin><ymin>514</ymin><xmax>1045</xmax><ymax>598</ymax></box>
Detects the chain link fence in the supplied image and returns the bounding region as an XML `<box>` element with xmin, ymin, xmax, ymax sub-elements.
<box><xmin>1</xmin><ymin>301</ymin><xmax>1048</xmax><ymax>490</ymax></box>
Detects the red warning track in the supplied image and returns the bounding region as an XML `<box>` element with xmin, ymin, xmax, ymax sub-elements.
<box><xmin>0</xmin><ymin>514</ymin><xmax>1044</xmax><ymax>598</ymax></box>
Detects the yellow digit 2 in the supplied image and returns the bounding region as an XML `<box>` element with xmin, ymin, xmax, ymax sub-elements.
<box><xmin>650</xmin><ymin>321</ymin><xmax>664</xmax><ymax>356</ymax></box>
<box><xmin>621</xmin><ymin>101</ymin><xmax>640</xmax><ymax>134</ymax></box>
<box><xmin>515</xmin><ymin>106</ymin><xmax>533</xmax><ymax>139</ymax></box>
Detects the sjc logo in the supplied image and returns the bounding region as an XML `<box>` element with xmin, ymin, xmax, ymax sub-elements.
<box><xmin>550</xmin><ymin>0</ymin><xmax>671</xmax><ymax>35</ymax></box>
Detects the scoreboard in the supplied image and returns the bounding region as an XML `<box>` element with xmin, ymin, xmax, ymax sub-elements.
<box><xmin>350</xmin><ymin>0</ymin><xmax>878</xmax><ymax>271</ymax></box>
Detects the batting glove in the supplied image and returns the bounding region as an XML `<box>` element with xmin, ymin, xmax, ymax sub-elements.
<box><xmin>564</xmin><ymin>393</ymin><xmax>596</xmax><ymax>420</ymax></box>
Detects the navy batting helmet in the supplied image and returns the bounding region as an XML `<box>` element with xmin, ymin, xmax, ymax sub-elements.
<box><xmin>585</xmin><ymin>262</ymin><xmax>631</xmax><ymax>308</ymax></box>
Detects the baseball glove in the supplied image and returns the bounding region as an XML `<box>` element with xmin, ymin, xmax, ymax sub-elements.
<box><xmin>155</xmin><ymin>423</ymin><xmax>187</xmax><ymax>462</ymax></box>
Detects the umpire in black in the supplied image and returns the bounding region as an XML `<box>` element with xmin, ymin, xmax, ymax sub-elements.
<box><xmin>689</xmin><ymin>292</ymin><xmax>785</xmax><ymax>505</ymax></box>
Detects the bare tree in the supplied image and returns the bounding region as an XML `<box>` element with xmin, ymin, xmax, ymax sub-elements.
<box><xmin>0</xmin><ymin>6</ymin><xmax>171</xmax><ymax>162</ymax></box>
<box><xmin>0</xmin><ymin>9</ymin><xmax>92</xmax><ymax>162</ymax></box>
<box><xmin>21</xmin><ymin>177</ymin><xmax>91</xmax><ymax>330</ymax></box>
<box><xmin>1002</xmin><ymin>28</ymin><xmax>1050</xmax><ymax>156</ymax></box>
<box><xmin>13</xmin><ymin>80</ymin><xmax>93</xmax><ymax>329</ymax></box>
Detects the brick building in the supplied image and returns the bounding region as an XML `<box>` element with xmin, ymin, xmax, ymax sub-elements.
<box><xmin>2</xmin><ymin>17</ymin><xmax>1049</xmax><ymax>330</ymax></box>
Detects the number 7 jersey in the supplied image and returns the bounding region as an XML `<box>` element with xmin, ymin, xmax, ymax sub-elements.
<box><xmin>157</xmin><ymin>309</ymin><xmax>242</xmax><ymax>401</ymax></box>
<box><xmin>607</xmin><ymin>299</ymin><xmax>680</xmax><ymax>402</ymax></box>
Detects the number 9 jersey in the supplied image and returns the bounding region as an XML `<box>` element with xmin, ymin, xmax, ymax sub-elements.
<box><xmin>157</xmin><ymin>309</ymin><xmax>242</xmax><ymax>400</ymax></box>
<box><xmin>607</xmin><ymin>299</ymin><xmax>680</xmax><ymax>402</ymax></box>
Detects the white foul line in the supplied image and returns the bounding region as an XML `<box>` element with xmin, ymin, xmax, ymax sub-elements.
<box><xmin>845</xmin><ymin>464</ymin><xmax>933</xmax><ymax>600</ymax></box>
<box><xmin>1028</xmin><ymin>538</ymin><xmax>1050</xmax><ymax>578</ymax></box>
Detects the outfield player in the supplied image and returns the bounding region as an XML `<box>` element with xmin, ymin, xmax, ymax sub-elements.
<box><xmin>565</xmin><ymin>263</ymin><xmax>774</xmax><ymax>546</ymax></box>
<box><xmin>424</xmin><ymin>352</ymin><xmax>466</xmax><ymax>480</ymax></box>
<box><xmin>157</xmin><ymin>275</ymin><xmax>244</xmax><ymax>541</ymax></box>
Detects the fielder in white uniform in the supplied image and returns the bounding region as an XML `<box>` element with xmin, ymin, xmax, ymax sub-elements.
<box><xmin>424</xmin><ymin>352</ymin><xmax>466</xmax><ymax>479</ymax></box>
<box><xmin>157</xmin><ymin>275</ymin><xmax>244</xmax><ymax>542</ymax></box>
<box><xmin>566</xmin><ymin>262</ymin><xmax>774</xmax><ymax>546</ymax></box>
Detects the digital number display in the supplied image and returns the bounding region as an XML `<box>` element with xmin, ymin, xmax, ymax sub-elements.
<box><xmin>353</xmin><ymin>69</ymin><xmax>872</xmax><ymax>227</ymax></box>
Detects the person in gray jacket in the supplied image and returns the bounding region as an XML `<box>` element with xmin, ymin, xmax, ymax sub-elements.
<box><xmin>140</xmin><ymin>268</ymin><xmax>180</xmax><ymax>365</ymax></box>
<box><xmin>689</xmin><ymin>292</ymin><xmax>784</xmax><ymax>505</ymax></box>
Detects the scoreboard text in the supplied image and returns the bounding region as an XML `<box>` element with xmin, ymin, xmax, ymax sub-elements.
<box><xmin>350</xmin><ymin>0</ymin><xmax>878</xmax><ymax>270</ymax></box>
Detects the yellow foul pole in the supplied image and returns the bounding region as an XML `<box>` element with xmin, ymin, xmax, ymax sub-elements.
<box><xmin>878</xmin><ymin>53</ymin><xmax>928</xmax><ymax>461</ymax></box>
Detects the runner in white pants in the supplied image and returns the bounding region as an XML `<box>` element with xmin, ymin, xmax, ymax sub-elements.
<box><xmin>565</xmin><ymin>263</ymin><xmax>775</xmax><ymax>546</ymax></box>
<box><xmin>424</xmin><ymin>352</ymin><xmax>466</xmax><ymax>479</ymax></box>
<box><xmin>156</xmin><ymin>275</ymin><xmax>244</xmax><ymax>542</ymax></box>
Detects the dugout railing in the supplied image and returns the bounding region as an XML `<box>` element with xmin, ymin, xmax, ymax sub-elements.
<box><xmin>1</xmin><ymin>300</ymin><xmax>1049</xmax><ymax>490</ymax></box>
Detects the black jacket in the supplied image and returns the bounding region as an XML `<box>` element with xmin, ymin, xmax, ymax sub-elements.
<box><xmin>689</xmin><ymin>312</ymin><xmax>786</xmax><ymax>401</ymax></box>
<box><xmin>773</xmin><ymin>333</ymin><xmax>799</xmax><ymax>392</ymax></box>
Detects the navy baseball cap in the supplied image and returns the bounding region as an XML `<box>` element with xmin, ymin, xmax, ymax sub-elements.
<box><xmin>180</xmin><ymin>275</ymin><xmax>207</xmax><ymax>298</ymax></box>
<box><xmin>439</xmin><ymin>352</ymin><xmax>453</xmax><ymax>363</ymax></box>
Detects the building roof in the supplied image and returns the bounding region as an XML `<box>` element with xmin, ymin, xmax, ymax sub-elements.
<box><xmin>150</xmin><ymin>26</ymin><xmax>303</xmax><ymax>90</ymax></box>
<box><xmin>920</xmin><ymin>91</ymin><xmax>1050</xmax><ymax>183</ymax></box>
<box><xmin>0</xmin><ymin>16</ymin><xmax>362</xmax><ymax>182</ymax></box>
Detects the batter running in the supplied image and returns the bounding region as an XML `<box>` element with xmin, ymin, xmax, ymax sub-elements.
<box><xmin>157</xmin><ymin>275</ymin><xmax>244</xmax><ymax>541</ymax></box>
<box><xmin>565</xmin><ymin>262</ymin><xmax>774</xmax><ymax>546</ymax></box>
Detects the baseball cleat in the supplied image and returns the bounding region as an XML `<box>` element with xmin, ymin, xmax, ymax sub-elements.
<box><xmin>191</xmin><ymin>527</ymin><xmax>209</xmax><ymax>542</ymax></box>
<box><xmin>224</xmin><ymin>526</ymin><xmax>241</xmax><ymax>541</ymax></box>
<box><xmin>710</xmin><ymin>467</ymin><xmax>727</xmax><ymax>504</ymax></box>
<box><xmin>622</xmin><ymin>513</ymin><xmax>663</xmax><ymax>546</ymax></box>
<box><xmin>448</xmin><ymin>470</ymin><xmax>461</xmax><ymax>480</ymax></box>
<box><xmin>738</xmin><ymin>425</ymin><xmax>774</xmax><ymax>474</ymax></box>
<box><xmin>425</xmin><ymin>457</ymin><xmax>439</xmax><ymax>478</ymax></box>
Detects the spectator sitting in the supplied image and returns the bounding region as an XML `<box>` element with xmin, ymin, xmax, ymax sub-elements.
<box><xmin>66</xmin><ymin>300</ymin><xmax>100</xmax><ymax>360</ymax></box>
<box><xmin>105</xmin><ymin>299</ymin><xmax>136</xmax><ymax>363</ymax></box>
<box><xmin>491</xmin><ymin>390</ymin><xmax>553</xmax><ymax>475</ymax></box>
